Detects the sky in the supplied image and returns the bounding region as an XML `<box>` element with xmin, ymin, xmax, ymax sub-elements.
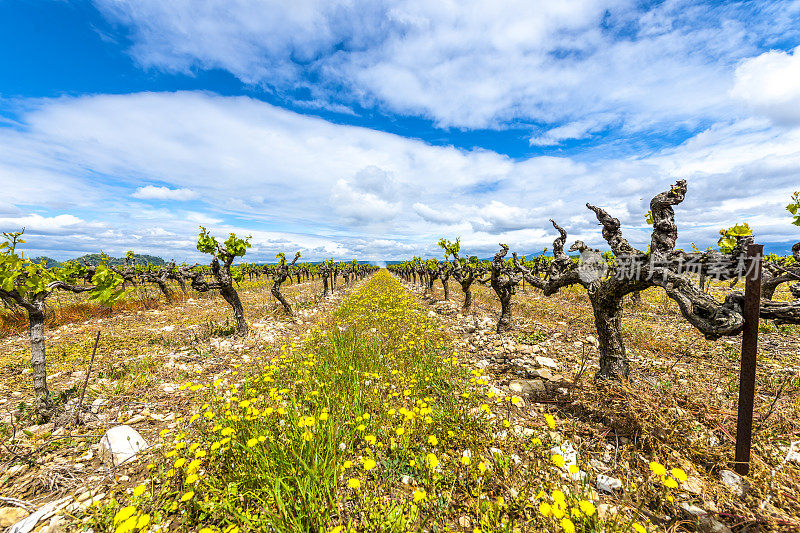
<box><xmin>1</xmin><ymin>0</ymin><xmax>800</xmax><ymax>262</ymax></box>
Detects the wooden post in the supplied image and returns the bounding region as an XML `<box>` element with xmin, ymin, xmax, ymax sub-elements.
<box><xmin>735</xmin><ymin>243</ymin><xmax>763</xmax><ymax>476</ymax></box>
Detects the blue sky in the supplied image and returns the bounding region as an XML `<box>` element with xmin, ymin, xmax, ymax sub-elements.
<box><xmin>1</xmin><ymin>0</ymin><xmax>800</xmax><ymax>261</ymax></box>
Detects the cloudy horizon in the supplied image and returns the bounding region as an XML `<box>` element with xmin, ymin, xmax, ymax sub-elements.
<box><xmin>2</xmin><ymin>0</ymin><xmax>800</xmax><ymax>263</ymax></box>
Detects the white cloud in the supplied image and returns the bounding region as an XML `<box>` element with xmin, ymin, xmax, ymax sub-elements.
<box><xmin>530</xmin><ymin>117</ymin><xmax>612</xmax><ymax>146</ymax></box>
<box><xmin>132</xmin><ymin>185</ymin><xmax>198</xmax><ymax>200</ymax></box>
<box><xmin>330</xmin><ymin>166</ymin><xmax>403</xmax><ymax>223</ymax></box>
<box><xmin>412</xmin><ymin>203</ymin><xmax>458</xmax><ymax>225</ymax></box>
<box><xmin>0</xmin><ymin>213</ymin><xmax>97</xmax><ymax>231</ymax></box>
<box><xmin>1</xmin><ymin>91</ymin><xmax>800</xmax><ymax>260</ymax></box>
<box><xmin>94</xmin><ymin>0</ymin><xmax>800</xmax><ymax>132</ymax></box>
<box><xmin>732</xmin><ymin>45</ymin><xmax>800</xmax><ymax>125</ymax></box>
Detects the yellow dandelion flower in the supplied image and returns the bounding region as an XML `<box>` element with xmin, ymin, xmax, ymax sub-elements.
<box><xmin>550</xmin><ymin>454</ymin><xmax>565</xmax><ymax>467</ymax></box>
<box><xmin>672</xmin><ymin>468</ymin><xmax>688</xmax><ymax>482</ymax></box>
<box><xmin>113</xmin><ymin>506</ymin><xmax>136</xmax><ymax>525</ymax></box>
<box><xmin>578</xmin><ymin>500</ymin><xmax>595</xmax><ymax>516</ymax></box>
<box><xmin>247</xmin><ymin>438</ymin><xmax>258</xmax><ymax>447</ymax></box>
<box><xmin>186</xmin><ymin>473</ymin><xmax>199</xmax><ymax>484</ymax></box>
<box><xmin>135</xmin><ymin>514</ymin><xmax>151</xmax><ymax>529</ymax></box>
<box><xmin>347</xmin><ymin>478</ymin><xmax>361</xmax><ymax>490</ymax></box>
<box><xmin>632</xmin><ymin>523</ymin><xmax>647</xmax><ymax>533</ymax></box>
<box><xmin>427</xmin><ymin>435</ymin><xmax>438</xmax><ymax>446</ymax></box>
<box><xmin>116</xmin><ymin>516</ymin><xmax>137</xmax><ymax>533</ymax></box>
<box><xmin>664</xmin><ymin>477</ymin><xmax>679</xmax><ymax>489</ymax></box>
<box><xmin>649</xmin><ymin>461</ymin><xmax>667</xmax><ymax>477</ymax></box>
<box><xmin>413</xmin><ymin>488</ymin><xmax>427</xmax><ymax>502</ymax></box>
<box><xmin>426</xmin><ymin>453</ymin><xmax>439</xmax><ymax>469</ymax></box>
<box><xmin>545</xmin><ymin>414</ymin><xmax>555</xmax><ymax>429</ymax></box>
<box><xmin>539</xmin><ymin>502</ymin><xmax>552</xmax><ymax>517</ymax></box>
<box><xmin>180</xmin><ymin>491</ymin><xmax>195</xmax><ymax>502</ymax></box>
<box><xmin>560</xmin><ymin>518</ymin><xmax>575</xmax><ymax>533</ymax></box>
<box><xmin>132</xmin><ymin>484</ymin><xmax>146</xmax><ymax>497</ymax></box>
<box><xmin>365</xmin><ymin>435</ymin><xmax>377</xmax><ymax>445</ymax></box>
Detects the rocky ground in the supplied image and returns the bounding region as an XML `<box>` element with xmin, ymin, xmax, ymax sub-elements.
<box><xmin>398</xmin><ymin>277</ymin><xmax>800</xmax><ymax>532</ymax></box>
<box><xmin>0</xmin><ymin>274</ymin><xmax>798</xmax><ymax>532</ymax></box>
<box><xmin>0</xmin><ymin>277</ymin><xmax>362</xmax><ymax>532</ymax></box>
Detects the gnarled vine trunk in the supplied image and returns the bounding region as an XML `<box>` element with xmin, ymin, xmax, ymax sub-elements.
<box><xmin>221</xmin><ymin>285</ymin><xmax>248</xmax><ymax>335</ymax></box>
<box><xmin>590</xmin><ymin>294</ymin><xmax>629</xmax><ymax>379</ymax></box>
<box><xmin>29</xmin><ymin>303</ymin><xmax>50</xmax><ymax>409</ymax></box>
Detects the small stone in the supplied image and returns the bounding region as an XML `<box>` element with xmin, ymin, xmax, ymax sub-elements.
<box><xmin>0</xmin><ymin>507</ymin><xmax>29</xmax><ymax>527</ymax></box>
<box><xmin>719</xmin><ymin>469</ymin><xmax>748</xmax><ymax>498</ymax></box>
<box><xmin>531</xmin><ymin>369</ymin><xmax>555</xmax><ymax>381</ymax></box>
<box><xmin>550</xmin><ymin>441</ymin><xmax>577</xmax><ymax>467</ymax></box>
<box><xmin>99</xmin><ymin>425</ymin><xmax>148</xmax><ymax>467</ymax></box>
<box><xmin>509</xmin><ymin>379</ymin><xmax>545</xmax><ymax>395</ymax></box>
<box><xmin>91</xmin><ymin>397</ymin><xmax>106</xmax><ymax>414</ymax></box>
<box><xmin>459</xmin><ymin>516</ymin><xmax>471</xmax><ymax>528</ymax></box>
<box><xmin>126</xmin><ymin>414</ymin><xmax>147</xmax><ymax>425</ymax></box>
<box><xmin>535</xmin><ymin>356</ymin><xmax>558</xmax><ymax>369</ymax></box>
<box><xmin>682</xmin><ymin>476</ymin><xmax>703</xmax><ymax>495</ymax></box>
<box><xmin>596</xmin><ymin>474</ymin><xmax>623</xmax><ymax>493</ymax></box>
<box><xmin>596</xmin><ymin>503</ymin><xmax>617</xmax><ymax>519</ymax></box>
<box><xmin>589</xmin><ymin>458</ymin><xmax>607</xmax><ymax>472</ymax></box>
<box><xmin>586</xmin><ymin>335</ymin><xmax>598</xmax><ymax>347</ymax></box>
<box><xmin>680</xmin><ymin>503</ymin><xmax>708</xmax><ymax>518</ymax></box>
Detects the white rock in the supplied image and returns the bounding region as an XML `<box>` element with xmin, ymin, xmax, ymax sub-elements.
<box><xmin>99</xmin><ymin>425</ymin><xmax>148</xmax><ymax>467</ymax></box>
<box><xmin>550</xmin><ymin>441</ymin><xmax>577</xmax><ymax>468</ymax></box>
<box><xmin>90</xmin><ymin>398</ymin><xmax>106</xmax><ymax>414</ymax></box>
<box><xmin>719</xmin><ymin>469</ymin><xmax>748</xmax><ymax>498</ymax></box>
<box><xmin>596</xmin><ymin>474</ymin><xmax>623</xmax><ymax>492</ymax></box>
<box><xmin>535</xmin><ymin>356</ymin><xmax>558</xmax><ymax>369</ymax></box>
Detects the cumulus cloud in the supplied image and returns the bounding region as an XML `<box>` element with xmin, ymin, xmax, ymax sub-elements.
<box><xmin>330</xmin><ymin>166</ymin><xmax>403</xmax><ymax>223</ymax></box>
<box><xmin>412</xmin><ymin>203</ymin><xmax>458</xmax><ymax>225</ymax></box>
<box><xmin>94</xmin><ymin>0</ymin><xmax>800</xmax><ymax>133</ymax></box>
<box><xmin>132</xmin><ymin>185</ymin><xmax>198</xmax><ymax>200</ymax></box>
<box><xmin>0</xmin><ymin>214</ymin><xmax>99</xmax><ymax>234</ymax></box>
<box><xmin>1</xmin><ymin>91</ymin><xmax>800</xmax><ymax>260</ymax></box>
<box><xmin>732</xmin><ymin>45</ymin><xmax>800</xmax><ymax>125</ymax></box>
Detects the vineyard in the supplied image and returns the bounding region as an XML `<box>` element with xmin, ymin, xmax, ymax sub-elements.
<box><xmin>0</xmin><ymin>185</ymin><xmax>799</xmax><ymax>533</ymax></box>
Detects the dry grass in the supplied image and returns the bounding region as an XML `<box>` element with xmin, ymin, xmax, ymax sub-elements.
<box><xmin>419</xmin><ymin>278</ymin><xmax>800</xmax><ymax>531</ymax></box>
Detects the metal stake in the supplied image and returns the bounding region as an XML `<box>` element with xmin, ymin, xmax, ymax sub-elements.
<box><xmin>735</xmin><ymin>243</ymin><xmax>763</xmax><ymax>475</ymax></box>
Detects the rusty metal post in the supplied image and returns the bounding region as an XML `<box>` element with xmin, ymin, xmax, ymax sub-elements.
<box><xmin>735</xmin><ymin>243</ymin><xmax>763</xmax><ymax>475</ymax></box>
